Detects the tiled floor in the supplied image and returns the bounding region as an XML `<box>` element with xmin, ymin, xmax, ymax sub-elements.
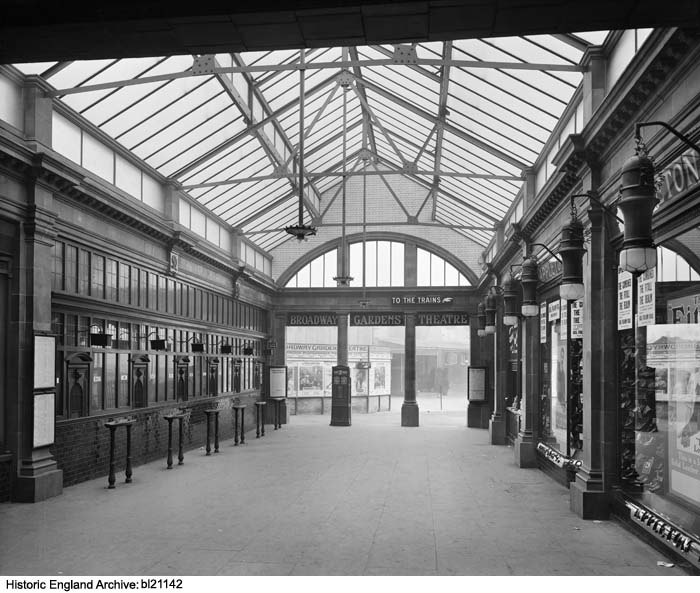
<box><xmin>0</xmin><ymin>410</ymin><xmax>691</xmax><ymax>576</ymax></box>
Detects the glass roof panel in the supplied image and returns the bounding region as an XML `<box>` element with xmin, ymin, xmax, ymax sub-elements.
<box><xmin>14</xmin><ymin>31</ymin><xmax>620</xmax><ymax>254</ymax></box>
<box><xmin>146</xmin><ymin>115</ymin><xmax>242</xmax><ymax>174</ymax></box>
<box><xmin>13</xmin><ymin>62</ymin><xmax>59</xmax><ymax>75</ymax></box>
<box><xmin>48</xmin><ymin>59</ymin><xmax>120</xmax><ymax>90</ymax></box>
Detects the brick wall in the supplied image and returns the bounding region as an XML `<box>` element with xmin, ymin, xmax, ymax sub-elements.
<box><xmin>271</xmin><ymin>175</ymin><xmax>485</xmax><ymax>282</ymax></box>
<box><xmin>51</xmin><ymin>393</ymin><xmax>261</xmax><ymax>487</ymax></box>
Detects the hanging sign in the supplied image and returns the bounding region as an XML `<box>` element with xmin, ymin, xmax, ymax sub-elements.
<box><xmin>571</xmin><ymin>299</ymin><xmax>583</xmax><ymax>339</ymax></box>
<box><xmin>618</xmin><ymin>270</ymin><xmax>633</xmax><ymax>330</ymax></box>
<box><xmin>350</xmin><ymin>312</ymin><xmax>404</xmax><ymax>326</ymax></box>
<box><xmin>287</xmin><ymin>313</ymin><xmax>338</xmax><ymax>326</ymax></box>
<box><xmin>540</xmin><ymin>302</ymin><xmax>547</xmax><ymax>344</ymax></box>
<box><xmin>637</xmin><ymin>269</ymin><xmax>656</xmax><ymax>327</ymax></box>
<box><xmin>548</xmin><ymin>300</ymin><xmax>560</xmax><ymax>321</ymax></box>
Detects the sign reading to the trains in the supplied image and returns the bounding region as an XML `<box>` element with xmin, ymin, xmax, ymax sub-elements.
<box><xmin>391</xmin><ymin>295</ymin><xmax>455</xmax><ymax>305</ymax></box>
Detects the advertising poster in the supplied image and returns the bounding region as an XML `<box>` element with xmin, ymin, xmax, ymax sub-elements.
<box><xmin>637</xmin><ymin>269</ymin><xmax>656</xmax><ymax>327</ymax></box>
<box><xmin>299</xmin><ymin>365</ymin><xmax>324</xmax><ymax>395</ymax></box>
<box><xmin>570</xmin><ymin>299</ymin><xmax>583</xmax><ymax>338</ymax></box>
<box><xmin>560</xmin><ymin>299</ymin><xmax>568</xmax><ymax>338</ymax></box>
<box><xmin>540</xmin><ymin>302</ymin><xmax>547</xmax><ymax>344</ymax></box>
<box><xmin>551</xmin><ymin>324</ymin><xmax>567</xmax><ymax>447</ymax></box>
<box><xmin>618</xmin><ymin>270</ymin><xmax>633</xmax><ymax>330</ymax></box>
<box><xmin>548</xmin><ymin>300</ymin><xmax>560</xmax><ymax>321</ymax></box>
<box><xmin>373</xmin><ymin>365</ymin><xmax>386</xmax><ymax>391</ymax></box>
<box><xmin>646</xmin><ymin>324</ymin><xmax>700</xmax><ymax>508</ymax></box>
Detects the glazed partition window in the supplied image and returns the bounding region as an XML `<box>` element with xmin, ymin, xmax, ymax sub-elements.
<box><xmin>51</xmin><ymin>239</ymin><xmax>268</xmax><ymax>419</ymax></box>
<box><xmin>52</xmin><ymin>239</ymin><xmax>267</xmax><ymax>331</ymax></box>
<box><xmin>619</xmin><ymin>234</ymin><xmax>700</xmax><ymax>539</ymax></box>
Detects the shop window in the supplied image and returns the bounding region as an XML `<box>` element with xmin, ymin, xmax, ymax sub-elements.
<box><xmin>620</xmin><ymin>233</ymin><xmax>700</xmax><ymax>537</ymax></box>
<box><xmin>539</xmin><ymin>297</ymin><xmax>583</xmax><ymax>458</ymax></box>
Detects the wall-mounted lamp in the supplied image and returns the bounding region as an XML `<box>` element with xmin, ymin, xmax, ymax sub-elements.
<box><xmin>618</xmin><ymin>121</ymin><xmax>700</xmax><ymax>273</ymax></box>
<box><xmin>520</xmin><ymin>256</ymin><xmax>540</xmax><ymax>318</ymax></box>
<box><xmin>484</xmin><ymin>289</ymin><xmax>498</xmax><ymax>335</ymax></box>
<box><xmin>502</xmin><ymin>273</ymin><xmax>521</xmax><ymax>326</ymax></box>
<box><xmin>182</xmin><ymin>335</ymin><xmax>205</xmax><ymax>352</ymax></box>
<box><xmin>144</xmin><ymin>331</ymin><xmax>167</xmax><ymax>351</ymax></box>
<box><xmin>88</xmin><ymin>325</ymin><xmax>112</xmax><ymax>347</ymax></box>
<box><xmin>476</xmin><ymin>301</ymin><xmax>486</xmax><ymax>338</ymax></box>
<box><xmin>559</xmin><ymin>194</ymin><xmax>587</xmax><ymax>300</ymax></box>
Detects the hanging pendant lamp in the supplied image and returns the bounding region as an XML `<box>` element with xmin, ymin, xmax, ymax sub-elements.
<box><xmin>285</xmin><ymin>51</ymin><xmax>316</xmax><ymax>241</ymax></box>
<box><xmin>334</xmin><ymin>73</ymin><xmax>353</xmax><ymax>286</ymax></box>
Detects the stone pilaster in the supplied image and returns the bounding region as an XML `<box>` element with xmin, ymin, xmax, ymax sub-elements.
<box><xmin>468</xmin><ymin>322</ymin><xmax>493</xmax><ymax>428</ymax></box>
<box><xmin>23</xmin><ymin>76</ymin><xmax>53</xmax><ymax>148</ymax></box>
<box><xmin>14</xmin><ymin>167</ymin><xmax>63</xmax><ymax>502</ymax></box>
<box><xmin>569</xmin><ymin>197</ymin><xmax>617</xmax><ymax>519</ymax></box>
<box><xmin>401</xmin><ymin>312</ymin><xmax>419</xmax><ymax>426</ymax></box>
<box><xmin>489</xmin><ymin>294</ymin><xmax>507</xmax><ymax>445</ymax></box>
<box><xmin>514</xmin><ymin>314</ymin><xmax>539</xmax><ymax>467</ymax></box>
<box><xmin>580</xmin><ymin>46</ymin><xmax>607</xmax><ymax>125</ymax></box>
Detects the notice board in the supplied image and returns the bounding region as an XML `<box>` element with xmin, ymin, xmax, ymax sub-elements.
<box><xmin>467</xmin><ymin>367</ymin><xmax>487</xmax><ymax>401</ymax></box>
<box><xmin>269</xmin><ymin>366</ymin><xmax>287</xmax><ymax>398</ymax></box>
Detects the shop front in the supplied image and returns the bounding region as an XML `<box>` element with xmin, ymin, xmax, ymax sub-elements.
<box><xmin>614</xmin><ymin>141</ymin><xmax>700</xmax><ymax>570</ymax></box>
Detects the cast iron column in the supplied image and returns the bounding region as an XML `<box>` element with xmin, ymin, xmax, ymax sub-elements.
<box><xmin>570</xmin><ymin>197</ymin><xmax>616</xmax><ymax>519</ymax></box>
<box><xmin>402</xmin><ymin>312</ymin><xmax>419</xmax><ymax>426</ymax></box>
<box><xmin>337</xmin><ymin>313</ymin><xmax>348</xmax><ymax>366</ymax></box>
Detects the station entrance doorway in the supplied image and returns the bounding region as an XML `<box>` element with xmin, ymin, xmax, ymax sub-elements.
<box><xmin>281</xmin><ymin>310</ymin><xmax>471</xmax><ymax>424</ymax></box>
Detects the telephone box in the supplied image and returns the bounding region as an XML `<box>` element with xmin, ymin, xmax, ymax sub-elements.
<box><xmin>330</xmin><ymin>365</ymin><xmax>351</xmax><ymax>426</ymax></box>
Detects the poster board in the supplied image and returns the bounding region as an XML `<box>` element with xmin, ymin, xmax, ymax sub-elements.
<box><xmin>467</xmin><ymin>367</ymin><xmax>487</xmax><ymax>401</ymax></box>
<box><xmin>33</xmin><ymin>392</ymin><xmax>55</xmax><ymax>448</ymax></box>
<box><xmin>34</xmin><ymin>335</ymin><xmax>55</xmax><ymax>390</ymax></box>
<box><xmin>269</xmin><ymin>366</ymin><xmax>287</xmax><ymax>398</ymax></box>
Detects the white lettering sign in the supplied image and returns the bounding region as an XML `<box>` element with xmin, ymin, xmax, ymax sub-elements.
<box><xmin>540</xmin><ymin>303</ymin><xmax>547</xmax><ymax>344</ymax></box>
<box><xmin>548</xmin><ymin>300</ymin><xmax>560</xmax><ymax>321</ymax></box>
<box><xmin>637</xmin><ymin>269</ymin><xmax>656</xmax><ymax>327</ymax></box>
<box><xmin>618</xmin><ymin>270</ymin><xmax>633</xmax><ymax>330</ymax></box>
<box><xmin>571</xmin><ymin>299</ymin><xmax>584</xmax><ymax>339</ymax></box>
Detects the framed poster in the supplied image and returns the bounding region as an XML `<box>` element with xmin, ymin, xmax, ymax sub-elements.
<box><xmin>33</xmin><ymin>392</ymin><xmax>55</xmax><ymax>448</ymax></box>
<box><xmin>269</xmin><ymin>366</ymin><xmax>287</xmax><ymax>398</ymax></box>
<box><xmin>34</xmin><ymin>335</ymin><xmax>55</xmax><ymax>390</ymax></box>
<box><xmin>467</xmin><ymin>366</ymin><xmax>487</xmax><ymax>401</ymax></box>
